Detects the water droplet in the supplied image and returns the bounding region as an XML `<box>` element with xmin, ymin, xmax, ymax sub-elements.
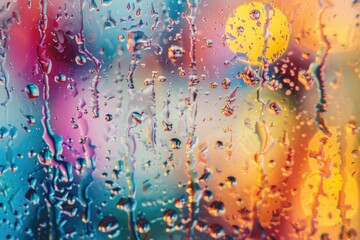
<box><xmin>209</xmin><ymin>201</ymin><xmax>225</xmax><ymax>216</ymax></box>
<box><xmin>25</xmin><ymin>83</ymin><xmax>39</xmax><ymax>99</ymax></box>
<box><xmin>105</xmin><ymin>114</ymin><xmax>113</xmax><ymax>121</ymax></box>
<box><xmin>208</xmin><ymin>224</ymin><xmax>225</xmax><ymax>239</ymax></box>
<box><xmin>100</xmin><ymin>0</ymin><xmax>112</xmax><ymax>6</ymax></box>
<box><xmin>238</xmin><ymin>67</ymin><xmax>260</xmax><ymax>86</ymax></box>
<box><xmin>98</xmin><ymin>216</ymin><xmax>118</xmax><ymax>232</ymax></box>
<box><xmin>268</xmin><ymin>80</ymin><xmax>279</xmax><ymax>91</ymax></box>
<box><xmin>195</xmin><ymin>221</ymin><xmax>208</xmax><ymax>232</ymax></box>
<box><xmin>237</xmin><ymin>26</ymin><xmax>244</xmax><ymax>33</ymax></box>
<box><xmin>203</xmin><ymin>190</ymin><xmax>213</xmax><ymax>202</ymax></box>
<box><xmin>188</xmin><ymin>74</ymin><xmax>200</xmax><ymax>86</ymax></box>
<box><xmin>157</xmin><ymin>75</ymin><xmax>166</xmax><ymax>82</ymax></box>
<box><xmin>54</xmin><ymin>73</ymin><xmax>66</xmax><ymax>83</ymax></box>
<box><xmin>209</xmin><ymin>82</ymin><xmax>218</xmax><ymax>89</ymax></box>
<box><xmin>206</xmin><ymin>39</ymin><xmax>213</xmax><ymax>48</ymax></box>
<box><xmin>169</xmin><ymin>138</ymin><xmax>181</xmax><ymax>149</ymax></box>
<box><xmin>75</xmin><ymin>55</ymin><xmax>87</xmax><ymax>65</ymax></box>
<box><xmin>351</xmin><ymin>148</ymin><xmax>360</xmax><ymax>158</ymax></box>
<box><xmin>268</xmin><ymin>102</ymin><xmax>282</xmax><ymax>115</ymax></box>
<box><xmin>162</xmin><ymin>121</ymin><xmax>173</xmax><ymax>131</ymax></box>
<box><xmin>116</xmin><ymin>198</ymin><xmax>136</xmax><ymax>212</ymax></box>
<box><xmin>163</xmin><ymin>209</ymin><xmax>178</xmax><ymax>226</ymax></box>
<box><xmin>117</xmin><ymin>34</ymin><xmax>125</xmax><ymax>42</ymax></box>
<box><xmin>28</xmin><ymin>149</ymin><xmax>37</xmax><ymax>158</ymax></box>
<box><xmin>250</xmin><ymin>9</ymin><xmax>260</xmax><ymax>20</ymax></box>
<box><xmin>0</xmin><ymin>127</ymin><xmax>9</xmax><ymax>139</ymax></box>
<box><xmin>225</xmin><ymin>176</ymin><xmax>237</xmax><ymax>187</ymax></box>
<box><xmin>175</xmin><ymin>198</ymin><xmax>185</xmax><ymax>209</ymax></box>
<box><xmin>154</xmin><ymin>45</ymin><xmax>163</xmax><ymax>55</ymax></box>
<box><xmin>131</xmin><ymin>112</ymin><xmax>142</xmax><ymax>124</ymax></box>
<box><xmin>136</xmin><ymin>217</ymin><xmax>150</xmax><ymax>233</ymax></box>
<box><xmin>221</xmin><ymin>78</ymin><xmax>231</xmax><ymax>89</ymax></box>
<box><xmin>24</xmin><ymin>115</ymin><xmax>35</xmax><ymax>125</ymax></box>
<box><xmin>168</xmin><ymin>46</ymin><xmax>185</xmax><ymax>61</ymax></box>
<box><xmin>221</xmin><ymin>104</ymin><xmax>234</xmax><ymax>117</ymax></box>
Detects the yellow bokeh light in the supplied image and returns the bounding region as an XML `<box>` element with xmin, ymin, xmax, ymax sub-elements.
<box><xmin>225</xmin><ymin>2</ymin><xmax>290</xmax><ymax>65</ymax></box>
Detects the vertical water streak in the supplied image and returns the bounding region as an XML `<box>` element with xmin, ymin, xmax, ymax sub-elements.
<box><xmin>256</xmin><ymin>3</ymin><xmax>272</xmax><ymax>119</ymax></box>
<box><xmin>185</xmin><ymin>1</ymin><xmax>200</xmax><ymax>239</ymax></box>
<box><xmin>337</xmin><ymin>119</ymin><xmax>349</xmax><ymax>236</ymax></box>
<box><xmin>310</xmin><ymin>6</ymin><xmax>332</xmax><ymax>136</ymax></box>
<box><xmin>0</xmin><ymin>21</ymin><xmax>11</xmax><ymax>124</ymax></box>
<box><xmin>79</xmin><ymin>0</ymin><xmax>101</xmax><ymax>118</ymax></box>
<box><xmin>37</xmin><ymin>1</ymin><xmax>68</xmax><ymax>238</ymax></box>
<box><xmin>125</xmin><ymin>115</ymin><xmax>140</xmax><ymax>240</ymax></box>
<box><xmin>0</xmin><ymin>37</ymin><xmax>11</xmax><ymax>107</ymax></box>
<box><xmin>251</xmin><ymin>4</ymin><xmax>272</xmax><ymax>238</ymax></box>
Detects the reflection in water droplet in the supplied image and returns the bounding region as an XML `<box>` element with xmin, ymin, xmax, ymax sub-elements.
<box><xmin>221</xmin><ymin>78</ymin><xmax>231</xmax><ymax>89</ymax></box>
<box><xmin>249</xmin><ymin>9</ymin><xmax>260</xmax><ymax>20</ymax></box>
<box><xmin>168</xmin><ymin>46</ymin><xmax>185</xmax><ymax>61</ymax></box>
<box><xmin>100</xmin><ymin>0</ymin><xmax>112</xmax><ymax>6</ymax></box>
<box><xmin>208</xmin><ymin>224</ymin><xmax>225</xmax><ymax>239</ymax></box>
<box><xmin>136</xmin><ymin>217</ymin><xmax>150</xmax><ymax>233</ymax></box>
<box><xmin>268</xmin><ymin>102</ymin><xmax>282</xmax><ymax>115</ymax></box>
<box><xmin>98</xmin><ymin>216</ymin><xmax>119</xmax><ymax>233</ymax></box>
<box><xmin>209</xmin><ymin>201</ymin><xmax>225</xmax><ymax>216</ymax></box>
<box><xmin>203</xmin><ymin>190</ymin><xmax>213</xmax><ymax>202</ymax></box>
<box><xmin>105</xmin><ymin>114</ymin><xmax>113</xmax><ymax>121</ymax></box>
<box><xmin>75</xmin><ymin>55</ymin><xmax>87</xmax><ymax>65</ymax></box>
<box><xmin>239</xmin><ymin>66</ymin><xmax>260</xmax><ymax>86</ymax></box>
<box><xmin>54</xmin><ymin>73</ymin><xmax>66</xmax><ymax>83</ymax></box>
<box><xmin>163</xmin><ymin>209</ymin><xmax>178</xmax><ymax>226</ymax></box>
<box><xmin>169</xmin><ymin>138</ymin><xmax>181</xmax><ymax>149</ymax></box>
<box><xmin>25</xmin><ymin>83</ymin><xmax>39</xmax><ymax>99</ymax></box>
<box><xmin>131</xmin><ymin>112</ymin><xmax>142</xmax><ymax>124</ymax></box>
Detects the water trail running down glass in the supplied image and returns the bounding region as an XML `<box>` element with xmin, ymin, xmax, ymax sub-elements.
<box><xmin>310</xmin><ymin>5</ymin><xmax>332</xmax><ymax>137</ymax></box>
<box><xmin>185</xmin><ymin>0</ymin><xmax>201</xmax><ymax>239</ymax></box>
<box><xmin>79</xmin><ymin>0</ymin><xmax>102</xmax><ymax>118</ymax></box>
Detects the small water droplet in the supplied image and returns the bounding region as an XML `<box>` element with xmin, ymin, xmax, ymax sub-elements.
<box><xmin>163</xmin><ymin>209</ymin><xmax>178</xmax><ymax>226</ymax></box>
<box><xmin>105</xmin><ymin>114</ymin><xmax>113</xmax><ymax>121</ymax></box>
<box><xmin>206</xmin><ymin>39</ymin><xmax>213</xmax><ymax>48</ymax></box>
<box><xmin>75</xmin><ymin>55</ymin><xmax>87</xmax><ymax>65</ymax></box>
<box><xmin>131</xmin><ymin>112</ymin><xmax>142</xmax><ymax>124</ymax></box>
<box><xmin>250</xmin><ymin>9</ymin><xmax>260</xmax><ymax>20</ymax></box>
<box><xmin>221</xmin><ymin>78</ymin><xmax>231</xmax><ymax>89</ymax></box>
<box><xmin>208</xmin><ymin>224</ymin><xmax>225</xmax><ymax>239</ymax></box>
<box><xmin>268</xmin><ymin>102</ymin><xmax>282</xmax><ymax>115</ymax></box>
<box><xmin>54</xmin><ymin>73</ymin><xmax>66</xmax><ymax>83</ymax></box>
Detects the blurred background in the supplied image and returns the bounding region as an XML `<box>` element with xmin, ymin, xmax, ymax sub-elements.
<box><xmin>0</xmin><ymin>0</ymin><xmax>359</xmax><ymax>239</ymax></box>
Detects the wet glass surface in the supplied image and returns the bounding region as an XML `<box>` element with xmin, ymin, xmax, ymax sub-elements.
<box><xmin>0</xmin><ymin>0</ymin><xmax>359</xmax><ymax>239</ymax></box>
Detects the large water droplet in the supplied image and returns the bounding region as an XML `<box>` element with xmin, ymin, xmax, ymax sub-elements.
<box><xmin>168</xmin><ymin>46</ymin><xmax>185</xmax><ymax>61</ymax></box>
<box><xmin>25</xmin><ymin>83</ymin><xmax>39</xmax><ymax>99</ymax></box>
<box><xmin>169</xmin><ymin>138</ymin><xmax>181</xmax><ymax>149</ymax></box>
